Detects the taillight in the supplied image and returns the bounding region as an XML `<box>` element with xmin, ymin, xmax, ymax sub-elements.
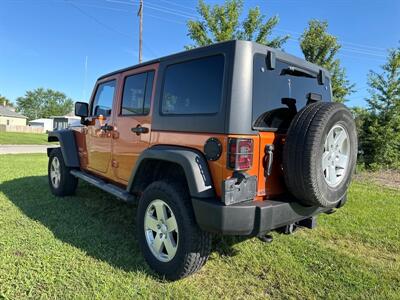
<box><xmin>227</xmin><ymin>138</ymin><xmax>254</xmax><ymax>170</ymax></box>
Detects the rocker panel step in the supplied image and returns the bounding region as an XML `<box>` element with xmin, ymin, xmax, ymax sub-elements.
<box><xmin>70</xmin><ymin>170</ymin><xmax>134</xmax><ymax>202</ymax></box>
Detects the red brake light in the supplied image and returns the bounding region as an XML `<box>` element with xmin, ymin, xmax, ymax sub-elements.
<box><xmin>228</xmin><ymin>138</ymin><xmax>254</xmax><ymax>170</ymax></box>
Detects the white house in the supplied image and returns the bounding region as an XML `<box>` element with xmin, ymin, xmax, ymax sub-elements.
<box><xmin>51</xmin><ymin>114</ymin><xmax>81</xmax><ymax>130</ymax></box>
<box><xmin>28</xmin><ymin>118</ymin><xmax>54</xmax><ymax>132</ymax></box>
<box><xmin>0</xmin><ymin>106</ymin><xmax>28</xmax><ymax>126</ymax></box>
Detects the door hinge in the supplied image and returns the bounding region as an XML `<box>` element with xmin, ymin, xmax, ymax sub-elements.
<box><xmin>264</xmin><ymin>144</ymin><xmax>274</xmax><ymax>177</ymax></box>
<box><xmin>78</xmin><ymin>151</ymin><xmax>87</xmax><ymax>158</ymax></box>
<box><xmin>112</xmin><ymin>131</ymin><xmax>120</xmax><ymax>139</ymax></box>
<box><xmin>112</xmin><ymin>160</ymin><xmax>119</xmax><ymax>168</ymax></box>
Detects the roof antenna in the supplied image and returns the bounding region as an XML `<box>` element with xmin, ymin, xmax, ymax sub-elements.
<box><xmin>138</xmin><ymin>0</ymin><xmax>143</xmax><ymax>63</ymax></box>
<box><xmin>82</xmin><ymin>55</ymin><xmax>88</xmax><ymax>101</ymax></box>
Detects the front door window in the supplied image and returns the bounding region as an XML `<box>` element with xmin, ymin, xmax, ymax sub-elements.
<box><xmin>91</xmin><ymin>80</ymin><xmax>116</xmax><ymax>117</ymax></box>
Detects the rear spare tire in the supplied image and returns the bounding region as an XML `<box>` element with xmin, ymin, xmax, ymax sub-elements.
<box><xmin>283</xmin><ymin>102</ymin><xmax>357</xmax><ymax>207</ymax></box>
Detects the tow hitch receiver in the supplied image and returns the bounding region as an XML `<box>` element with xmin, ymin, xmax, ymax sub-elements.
<box><xmin>277</xmin><ymin>216</ymin><xmax>317</xmax><ymax>235</ymax></box>
<box><xmin>297</xmin><ymin>216</ymin><xmax>317</xmax><ymax>229</ymax></box>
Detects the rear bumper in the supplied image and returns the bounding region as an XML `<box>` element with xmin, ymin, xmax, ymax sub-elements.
<box><xmin>191</xmin><ymin>197</ymin><xmax>334</xmax><ymax>236</ymax></box>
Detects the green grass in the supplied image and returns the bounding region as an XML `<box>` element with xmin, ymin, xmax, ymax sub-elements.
<box><xmin>0</xmin><ymin>132</ymin><xmax>51</xmax><ymax>145</ymax></box>
<box><xmin>0</xmin><ymin>154</ymin><xmax>399</xmax><ymax>299</ymax></box>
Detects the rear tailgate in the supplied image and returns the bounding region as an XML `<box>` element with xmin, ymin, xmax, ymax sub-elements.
<box><xmin>257</xmin><ymin>132</ymin><xmax>286</xmax><ymax>199</ymax></box>
<box><xmin>252</xmin><ymin>52</ymin><xmax>332</xmax><ymax>199</ymax></box>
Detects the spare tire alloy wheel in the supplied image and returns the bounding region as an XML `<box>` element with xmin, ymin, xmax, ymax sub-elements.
<box><xmin>144</xmin><ymin>199</ymin><xmax>179</xmax><ymax>262</ymax></box>
<box><xmin>322</xmin><ymin>124</ymin><xmax>350</xmax><ymax>187</ymax></box>
<box><xmin>283</xmin><ymin>102</ymin><xmax>357</xmax><ymax>208</ymax></box>
<box><xmin>50</xmin><ymin>156</ymin><xmax>61</xmax><ymax>189</ymax></box>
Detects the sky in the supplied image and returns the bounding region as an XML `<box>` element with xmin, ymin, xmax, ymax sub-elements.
<box><xmin>0</xmin><ymin>0</ymin><xmax>399</xmax><ymax>108</ymax></box>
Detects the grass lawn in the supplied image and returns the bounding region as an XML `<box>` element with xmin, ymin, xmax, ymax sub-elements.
<box><xmin>0</xmin><ymin>154</ymin><xmax>399</xmax><ymax>299</ymax></box>
<box><xmin>0</xmin><ymin>132</ymin><xmax>51</xmax><ymax>145</ymax></box>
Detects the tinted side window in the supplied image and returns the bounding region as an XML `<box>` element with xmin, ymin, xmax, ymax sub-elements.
<box><xmin>143</xmin><ymin>71</ymin><xmax>155</xmax><ymax>115</ymax></box>
<box><xmin>161</xmin><ymin>55</ymin><xmax>224</xmax><ymax>115</ymax></box>
<box><xmin>91</xmin><ymin>80</ymin><xmax>116</xmax><ymax>116</ymax></box>
<box><xmin>121</xmin><ymin>71</ymin><xmax>155</xmax><ymax>115</ymax></box>
<box><xmin>121</xmin><ymin>73</ymin><xmax>147</xmax><ymax>115</ymax></box>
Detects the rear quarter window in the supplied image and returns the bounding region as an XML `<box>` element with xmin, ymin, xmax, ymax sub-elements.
<box><xmin>161</xmin><ymin>55</ymin><xmax>224</xmax><ymax>115</ymax></box>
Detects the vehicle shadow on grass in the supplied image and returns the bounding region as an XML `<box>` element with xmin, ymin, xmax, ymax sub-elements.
<box><xmin>1</xmin><ymin>176</ymin><xmax>245</xmax><ymax>276</ymax></box>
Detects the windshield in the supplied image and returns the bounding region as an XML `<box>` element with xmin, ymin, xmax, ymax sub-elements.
<box><xmin>252</xmin><ymin>53</ymin><xmax>332</xmax><ymax>131</ymax></box>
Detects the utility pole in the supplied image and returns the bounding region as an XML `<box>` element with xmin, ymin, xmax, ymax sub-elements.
<box><xmin>138</xmin><ymin>0</ymin><xmax>143</xmax><ymax>63</ymax></box>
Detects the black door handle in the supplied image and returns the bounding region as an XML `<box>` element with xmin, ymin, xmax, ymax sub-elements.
<box><xmin>100</xmin><ymin>124</ymin><xmax>113</xmax><ymax>131</ymax></box>
<box><xmin>131</xmin><ymin>125</ymin><xmax>149</xmax><ymax>135</ymax></box>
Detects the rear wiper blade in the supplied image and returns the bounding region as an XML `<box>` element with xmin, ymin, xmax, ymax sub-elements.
<box><xmin>280</xmin><ymin>66</ymin><xmax>316</xmax><ymax>78</ymax></box>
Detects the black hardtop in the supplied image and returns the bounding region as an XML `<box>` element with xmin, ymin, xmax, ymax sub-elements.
<box><xmin>97</xmin><ymin>40</ymin><xmax>330</xmax><ymax>81</ymax></box>
<box><xmin>97</xmin><ymin>40</ymin><xmax>332</xmax><ymax>135</ymax></box>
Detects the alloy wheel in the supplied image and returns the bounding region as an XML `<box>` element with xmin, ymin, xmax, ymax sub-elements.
<box><xmin>144</xmin><ymin>199</ymin><xmax>179</xmax><ymax>262</ymax></box>
<box><xmin>322</xmin><ymin>124</ymin><xmax>350</xmax><ymax>187</ymax></box>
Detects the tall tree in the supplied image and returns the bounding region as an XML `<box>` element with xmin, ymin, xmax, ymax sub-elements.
<box><xmin>360</xmin><ymin>45</ymin><xmax>400</xmax><ymax>169</ymax></box>
<box><xmin>300</xmin><ymin>20</ymin><xmax>354</xmax><ymax>103</ymax></box>
<box><xmin>0</xmin><ymin>94</ymin><xmax>12</xmax><ymax>107</ymax></box>
<box><xmin>186</xmin><ymin>0</ymin><xmax>288</xmax><ymax>49</ymax></box>
<box><xmin>16</xmin><ymin>88</ymin><xmax>74</xmax><ymax>120</ymax></box>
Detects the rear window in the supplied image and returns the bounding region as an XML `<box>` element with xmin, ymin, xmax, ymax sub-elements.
<box><xmin>161</xmin><ymin>55</ymin><xmax>224</xmax><ymax>115</ymax></box>
<box><xmin>121</xmin><ymin>71</ymin><xmax>155</xmax><ymax>115</ymax></box>
<box><xmin>252</xmin><ymin>53</ymin><xmax>331</xmax><ymax>131</ymax></box>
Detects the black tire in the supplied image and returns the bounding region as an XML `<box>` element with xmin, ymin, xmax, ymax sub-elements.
<box><xmin>137</xmin><ymin>181</ymin><xmax>212</xmax><ymax>280</ymax></box>
<box><xmin>48</xmin><ymin>148</ymin><xmax>78</xmax><ymax>197</ymax></box>
<box><xmin>283</xmin><ymin>102</ymin><xmax>357</xmax><ymax>207</ymax></box>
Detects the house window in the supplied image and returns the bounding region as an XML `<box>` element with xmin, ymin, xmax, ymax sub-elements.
<box><xmin>6</xmin><ymin>120</ymin><xmax>10</xmax><ymax>125</ymax></box>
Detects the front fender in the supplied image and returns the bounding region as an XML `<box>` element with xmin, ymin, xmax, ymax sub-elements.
<box><xmin>127</xmin><ymin>146</ymin><xmax>215</xmax><ymax>199</ymax></box>
<box><xmin>47</xmin><ymin>130</ymin><xmax>80</xmax><ymax>167</ymax></box>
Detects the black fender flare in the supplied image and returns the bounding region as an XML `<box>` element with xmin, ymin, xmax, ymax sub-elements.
<box><xmin>127</xmin><ymin>145</ymin><xmax>215</xmax><ymax>198</ymax></box>
<box><xmin>47</xmin><ymin>130</ymin><xmax>80</xmax><ymax>167</ymax></box>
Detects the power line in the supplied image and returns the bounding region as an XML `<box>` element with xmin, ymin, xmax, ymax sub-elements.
<box><xmin>66</xmin><ymin>1</ymin><xmax>158</xmax><ymax>60</ymax></box>
<box><xmin>145</xmin><ymin>2</ymin><xmax>198</xmax><ymax>18</ymax></box>
<box><xmin>105</xmin><ymin>0</ymin><xmax>136</xmax><ymax>6</ymax></box>
<box><xmin>275</xmin><ymin>27</ymin><xmax>387</xmax><ymax>56</ymax></box>
<box><xmin>65</xmin><ymin>1</ymin><xmax>183</xmax><ymax>25</ymax></box>
<box><xmin>157</xmin><ymin>0</ymin><xmax>197</xmax><ymax>12</ymax></box>
<box><xmin>145</xmin><ymin>3</ymin><xmax>198</xmax><ymax>19</ymax></box>
<box><xmin>103</xmin><ymin>0</ymin><xmax>390</xmax><ymax>61</ymax></box>
<box><xmin>69</xmin><ymin>2</ymin><xmax>130</xmax><ymax>13</ymax></box>
<box><xmin>105</xmin><ymin>0</ymin><xmax>198</xmax><ymax>19</ymax></box>
<box><xmin>145</xmin><ymin>12</ymin><xmax>186</xmax><ymax>25</ymax></box>
<box><xmin>66</xmin><ymin>1</ymin><xmax>131</xmax><ymax>38</ymax></box>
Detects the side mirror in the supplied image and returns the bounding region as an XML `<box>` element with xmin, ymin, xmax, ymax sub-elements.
<box><xmin>75</xmin><ymin>102</ymin><xmax>89</xmax><ymax>117</ymax></box>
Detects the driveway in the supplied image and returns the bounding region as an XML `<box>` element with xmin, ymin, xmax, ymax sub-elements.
<box><xmin>0</xmin><ymin>145</ymin><xmax>54</xmax><ymax>154</ymax></box>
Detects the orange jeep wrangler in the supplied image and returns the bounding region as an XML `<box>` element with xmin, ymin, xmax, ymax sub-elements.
<box><xmin>47</xmin><ymin>40</ymin><xmax>357</xmax><ymax>280</ymax></box>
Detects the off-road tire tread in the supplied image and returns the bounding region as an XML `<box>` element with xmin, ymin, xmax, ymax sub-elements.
<box><xmin>48</xmin><ymin>148</ymin><xmax>78</xmax><ymax>197</ymax></box>
<box><xmin>137</xmin><ymin>181</ymin><xmax>211</xmax><ymax>280</ymax></box>
<box><xmin>283</xmin><ymin>102</ymin><xmax>356</xmax><ymax>207</ymax></box>
<box><xmin>284</xmin><ymin>102</ymin><xmax>327</xmax><ymax>201</ymax></box>
<box><xmin>301</xmin><ymin>103</ymin><xmax>346</xmax><ymax>206</ymax></box>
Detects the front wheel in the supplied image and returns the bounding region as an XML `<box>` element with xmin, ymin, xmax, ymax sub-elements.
<box><xmin>136</xmin><ymin>181</ymin><xmax>212</xmax><ymax>280</ymax></box>
<box><xmin>48</xmin><ymin>148</ymin><xmax>78</xmax><ymax>196</ymax></box>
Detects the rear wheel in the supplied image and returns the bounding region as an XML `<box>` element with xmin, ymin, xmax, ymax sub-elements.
<box><xmin>137</xmin><ymin>181</ymin><xmax>212</xmax><ymax>280</ymax></box>
<box><xmin>283</xmin><ymin>102</ymin><xmax>357</xmax><ymax>207</ymax></box>
<box><xmin>48</xmin><ymin>148</ymin><xmax>78</xmax><ymax>196</ymax></box>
